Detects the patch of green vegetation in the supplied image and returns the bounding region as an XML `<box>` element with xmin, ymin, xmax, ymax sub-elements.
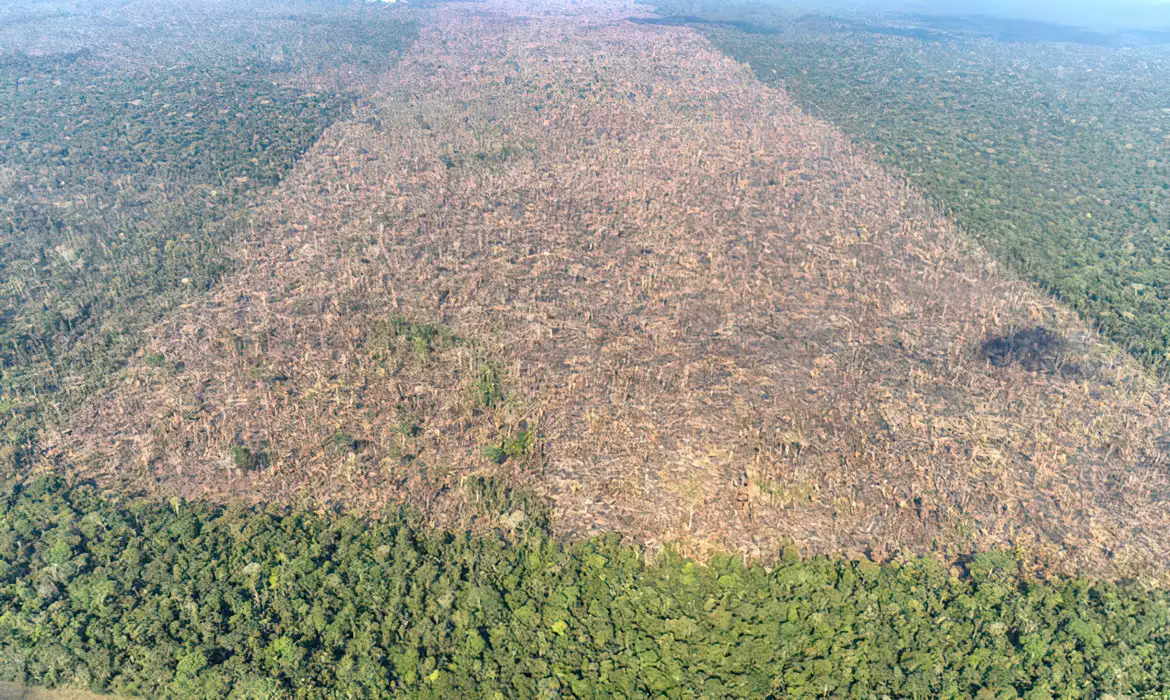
<box><xmin>228</xmin><ymin>445</ymin><xmax>255</xmax><ymax>472</ymax></box>
<box><xmin>461</xmin><ymin>474</ymin><xmax>549</xmax><ymax>530</ymax></box>
<box><xmin>228</xmin><ymin>445</ymin><xmax>250</xmax><ymax>470</ymax></box>
<box><xmin>369</xmin><ymin>316</ymin><xmax>458</xmax><ymax>365</ymax></box>
<box><xmin>391</xmin><ymin>419</ymin><xmax>422</xmax><ymax>438</ymax></box>
<box><xmin>480</xmin><ymin>444</ymin><xmax>507</xmax><ymax>464</ymax></box>
<box><xmin>227</xmin><ymin>444</ymin><xmax>270</xmax><ymax>473</ymax></box>
<box><xmin>323</xmin><ymin>431</ymin><xmax>362</xmax><ymax>457</ymax></box>
<box><xmin>394</xmin><ymin>316</ymin><xmax>457</xmax><ymax>362</ymax></box>
<box><xmin>481</xmin><ymin>428</ymin><xmax>535</xmax><ymax>464</ymax></box>
<box><xmin>472</xmin><ymin>364</ymin><xmax>504</xmax><ymax>410</ymax></box>
<box><xmin>655</xmin><ymin>0</ymin><xmax>1170</xmax><ymax>373</ymax></box>
<box><xmin>2</xmin><ymin>475</ymin><xmax>1170</xmax><ymax>697</ymax></box>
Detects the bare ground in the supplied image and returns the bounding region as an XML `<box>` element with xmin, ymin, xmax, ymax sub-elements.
<box><xmin>51</xmin><ymin>0</ymin><xmax>1170</xmax><ymax>577</ymax></box>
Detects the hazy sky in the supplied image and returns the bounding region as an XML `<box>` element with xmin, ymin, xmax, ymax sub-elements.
<box><xmin>810</xmin><ymin>0</ymin><xmax>1170</xmax><ymax>28</ymax></box>
<box><xmin>939</xmin><ymin>0</ymin><xmax>1170</xmax><ymax>27</ymax></box>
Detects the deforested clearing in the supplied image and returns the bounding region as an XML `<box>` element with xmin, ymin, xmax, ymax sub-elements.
<box><xmin>53</xmin><ymin>0</ymin><xmax>1170</xmax><ymax>577</ymax></box>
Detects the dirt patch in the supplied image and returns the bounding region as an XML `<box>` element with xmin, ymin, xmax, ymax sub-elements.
<box><xmin>0</xmin><ymin>684</ymin><xmax>118</xmax><ymax>700</ymax></box>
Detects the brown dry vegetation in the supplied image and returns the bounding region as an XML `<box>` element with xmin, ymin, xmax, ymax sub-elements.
<box><xmin>47</xmin><ymin>0</ymin><xmax>1170</xmax><ymax>577</ymax></box>
<box><xmin>0</xmin><ymin>684</ymin><xmax>117</xmax><ymax>700</ymax></box>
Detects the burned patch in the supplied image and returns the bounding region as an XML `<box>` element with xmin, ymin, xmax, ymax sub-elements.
<box><xmin>980</xmin><ymin>326</ymin><xmax>1076</xmax><ymax>374</ymax></box>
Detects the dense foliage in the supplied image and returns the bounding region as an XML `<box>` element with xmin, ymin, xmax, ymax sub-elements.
<box><xmin>1</xmin><ymin>475</ymin><xmax>1169</xmax><ymax>698</ymax></box>
<box><xmin>654</xmin><ymin>1</ymin><xmax>1170</xmax><ymax>373</ymax></box>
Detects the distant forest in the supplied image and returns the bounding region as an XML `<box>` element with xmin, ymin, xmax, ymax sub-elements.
<box><xmin>653</xmin><ymin>0</ymin><xmax>1170</xmax><ymax>373</ymax></box>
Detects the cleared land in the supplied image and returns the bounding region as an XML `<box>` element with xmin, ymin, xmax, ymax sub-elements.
<box><xmin>0</xmin><ymin>683</ymin><xmax>115</xmax><ymax>700</ymax></box>
<box><xmin>43</xmin><ymin>0</ymin><xmax>1170</xmax><ymax>577</ymax></box>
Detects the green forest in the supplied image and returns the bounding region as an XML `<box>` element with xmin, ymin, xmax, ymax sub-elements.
<box><xmin>651</xmin><ymin>0</ymin><xmax>1170</xmax><ymax>373</ymax></box>
<box><xmin>3</xmin><ymin>474</ymin><xmax>1170</xmax><ymax>698</ymax></box>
